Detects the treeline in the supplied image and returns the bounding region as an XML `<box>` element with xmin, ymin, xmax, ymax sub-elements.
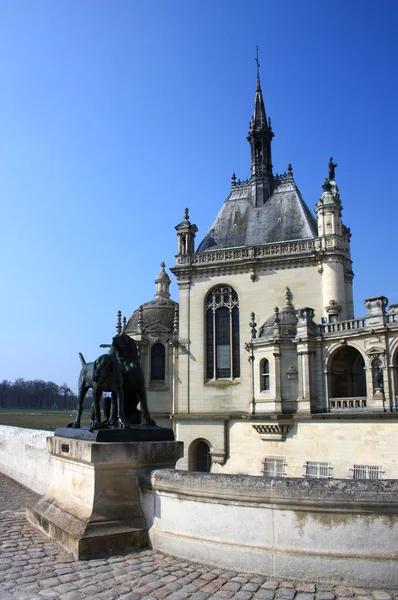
<box><xmin>0</xmin><ymin>379</ymin><xmax>81</xmax><ymax>410</ymax></box>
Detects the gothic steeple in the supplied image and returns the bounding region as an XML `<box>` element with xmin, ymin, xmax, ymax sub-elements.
<box><xmin>247</xmin><ymin>47</ymin><xmax>274</xmax><ymax>207</ymax></box>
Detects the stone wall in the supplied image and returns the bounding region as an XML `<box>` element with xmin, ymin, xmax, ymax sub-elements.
<box><xmin>140</xmin><ymin>468</ymin><xmax>398</xmax><ymax>588</ymax></box>
<box><xmin>175</xmin><ymin>415</ymin><xmax>398</xmax><ymax>476</ymax></box>
<box><xmin>0</xmin><ymin>425</ymin><xmax>53</xmax><ymax>494</ymax></box>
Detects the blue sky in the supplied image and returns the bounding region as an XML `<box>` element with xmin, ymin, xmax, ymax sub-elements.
<box><xmin>0</xmin><ymin>1</ymin><xmax>397</xmax><ymax>390</ymax></box>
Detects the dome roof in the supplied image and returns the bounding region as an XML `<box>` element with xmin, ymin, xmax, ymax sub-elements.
<box><xmin>124</xmin><ymin>263</ymin><xmax>177</xmax><ymax>335</ymax></box>
<box><xmin>258</xmin><ymin>288</ymin><xmax>298</xmax><ymax>339</ymax></box>
<box><xmin>125</xmin><ymin>296</ymin><xmax>177</xmax><ymax>334</ymax></box>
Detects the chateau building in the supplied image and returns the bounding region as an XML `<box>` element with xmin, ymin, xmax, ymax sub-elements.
<box><xmin>123</xmin><ymin>68</ymin><xmax>398</xmax><ymax>479</ymax></box>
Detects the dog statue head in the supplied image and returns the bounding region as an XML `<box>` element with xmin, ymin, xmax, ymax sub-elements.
<box><xmin>93</xmin><ymin>353</ymin><xmax>115</xmax><ymax>382</ymax></box>
<box><xmin>112</xmin><ymin>333</ymin><xmax>138</xmax><ymax>360</ymax></box>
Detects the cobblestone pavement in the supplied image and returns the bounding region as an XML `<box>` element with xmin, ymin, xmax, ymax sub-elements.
<box><xmin>0</xmin><ymin>474</ymin><xmax>397</xmax><ymax>600</ymax></box>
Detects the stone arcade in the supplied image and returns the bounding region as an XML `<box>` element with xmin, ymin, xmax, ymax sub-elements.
<box><xmin>120</xmin><ymin>66</ymin><xmax>398</xmax><ymax>479</ymax></box>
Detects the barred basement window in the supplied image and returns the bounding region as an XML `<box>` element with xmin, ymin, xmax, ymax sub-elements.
<box><xmin>305</xmin><ymin>461</ymin><xmax>332</xmax><ymax>478</ymax></box>
<box><xmin>260</xmin><ymin>358</ymin><xmax>270</xmax><ymax>391</ymax></box>
<box><xmin>150</xmin><ymin>343</ymin><xmax>166</xmax><ymax>381</ymax></box>
<box><xmin>352</xmin><ymin>464</ymin><xmax>383</xmax><ymax>480</ymax></box>
<box><xmin>263</xmin><ymin>458</ymin><xmax>285</xmax><ymax>477</ymax></box>
<box><xmin>206</xmin><ymin>285</ymin><xmax>240</xmax><ymax>379</ymax></box>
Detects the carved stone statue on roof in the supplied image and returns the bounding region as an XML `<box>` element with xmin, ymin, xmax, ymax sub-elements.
<box><xmin>328</xmin><ymin>157</ymin><xmax>337</xmax><ymax>180</ymax></box>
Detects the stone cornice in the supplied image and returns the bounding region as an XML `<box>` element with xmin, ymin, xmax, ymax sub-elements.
<box><xmin>172</xmin><ymin>235</ymin><xmax>350</xmax><ymax>278</ymax></box>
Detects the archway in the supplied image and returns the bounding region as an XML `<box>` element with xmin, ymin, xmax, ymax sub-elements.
<box><xmin>188</xmin><ymin>439</ymin><xmax>212</xmax><ymax>473</ymax></box>
<box><xmin>328</xmin><ymin>346</ymin><xmax>366</xmax><ymax>407</ymax></box>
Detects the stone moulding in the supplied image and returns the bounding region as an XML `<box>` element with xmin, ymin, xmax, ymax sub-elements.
<box><xmin>252</xmin><ymin>422</ymin><xmax>292</xmax><ymax>441</ymax></box>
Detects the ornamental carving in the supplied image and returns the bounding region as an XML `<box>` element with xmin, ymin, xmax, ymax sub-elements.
<box><xmin>176</xmin><ymin>239</ymin><xmax>318</xmax><ymax>267</ymax></box>
<box><xmin>252</xmin><ymin>423</ymin><xmax>292</xmax><ymax>441</ymax></box>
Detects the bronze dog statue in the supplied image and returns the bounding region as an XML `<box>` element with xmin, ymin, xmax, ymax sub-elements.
<box><xmin>109</xmin><ymin>333</ymin><xmax>156</xmax><ymax>426</ymax></box>
<box><xmin>68</xmin><ymin>351</ymin><xmax>127</xmax><ymax>430</ymax></box>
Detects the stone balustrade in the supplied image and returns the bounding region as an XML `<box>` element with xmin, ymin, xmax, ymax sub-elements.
<box><xmin>329</xmin><ymin>397</ymin><xmax>367</xmax><ymax>410</ymax></box>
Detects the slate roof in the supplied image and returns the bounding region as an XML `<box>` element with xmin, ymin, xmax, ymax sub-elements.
<box><xmin>196</xmin><ymin>174</ymin><xmax>318</xmax><ymax>252</ymax></box>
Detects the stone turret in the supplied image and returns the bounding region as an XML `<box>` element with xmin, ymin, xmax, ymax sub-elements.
<box><xmin>315</xmin><ymin>163</ymin><xmax>353</xmax><ymax>320</ymax></box>
<box><xmin>175</xmin><ymin>208</ymin><xmax>198</xmax><ymax>255</ymax></box>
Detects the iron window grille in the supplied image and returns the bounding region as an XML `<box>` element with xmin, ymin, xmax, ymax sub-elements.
<box><xmin>304</xmin><ymin>461</ymin><xmax>332</xmax><ymax>478</ymax></box>
<box><xmin>352</xmin><ymin>464</ymin><xmax>383</xmax><ymax>480</ymax></box>
<box><xmin>263</xmin><ymin>458</ymin><xmax>285</xmax><ymax>477</ymax></box>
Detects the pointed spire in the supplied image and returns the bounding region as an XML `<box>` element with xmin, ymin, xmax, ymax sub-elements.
<box><xmin>251</xmin><ymin>72</ymin><xmax>268</xmax><ymax>132</ymax></box>
<box><xmin>249</xmin><ymin>46</ymin><xmax>271</xmax><ymax>134</ymax></box>
<box><xmin>247</xmin><ymin>47</ymin><xmax>274</xmax><ymax>206</ymax></box>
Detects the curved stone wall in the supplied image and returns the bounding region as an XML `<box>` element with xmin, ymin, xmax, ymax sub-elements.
<box><xmin>0</xmin><ymin>425</ymin><xmax>53</xmax><ymax>494</ymax></box>
<box><xmin>140</xmin><ymin>469</ymin><xmax>398</xmax><ymax>588</ymax></box>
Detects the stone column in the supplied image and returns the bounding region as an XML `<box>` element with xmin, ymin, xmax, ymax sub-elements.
<box><xmin>273</xmin><ymin>350</ymin><xmax>282</xmax><ymax>413</ymax></box>
<box><xmin>176</xmin><ymin>278</ymin><xmax>191</xmax><ymax>415</ymax></box>
<box><xmin>296</xmin><ymin>350</ymin><xmax>311</xmax><ymax>414</ymax></box>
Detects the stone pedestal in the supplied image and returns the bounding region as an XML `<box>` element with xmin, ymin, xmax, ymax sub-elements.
<box><xmin>368</xmin><ymin>390</ymin><xmax>386</xmax><ymax>411</ymax></box>
<box><xmin>27</xmin><ymin>435</ymin><xmax>183</xmax><ymax>559</ymax></box>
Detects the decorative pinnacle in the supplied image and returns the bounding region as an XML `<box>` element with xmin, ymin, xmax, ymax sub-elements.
<box><xmin>287</xmin><ymin>163</ymin><xmax>293</xmax><ymax>175</ymax></box>
<box><xmin>255</xmin><ymin>45</ymin><xmax>260</xmax><ymax>79</ymax></box>
<box><xmin>116</xmin><ymin>310</ymin><xmax>122</xmax><ymax>335</ymax></box>
<box><xmin>184</xmin><ymin>208</ymin><xmax>189</xmax><ymax>221</ymax></box>
<box><xmin>160</xmin><ymin>261</ymin><xmax>166</xmax><ymax>270</ymax></box>
<box><xmin>284</xmin><ymin>287</ymin><xmax>294</xmax><ymax>309</ymax></box>
<box><xmin>173</xmin><ymin>306</ymin><xmax>179</xmax><ymax>336</ymax></box>
<box><xmin>122</xmin><ymin>316</ymin><xmax>127</xmax><ymax>332</ymax></box>
<box><xmin>137</xmin><ymin>305</ymin><xmax>144</xmax><ymax>333</ymax></box>
<box><xmin>231</xmin><ymin>172</ymin><xmax>236</xmax><ymax>186</ymax></box>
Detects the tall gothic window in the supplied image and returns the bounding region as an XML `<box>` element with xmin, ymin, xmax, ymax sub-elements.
<box><xmin>151</xmin><ymin>343</ymin><xmax>165</xmax><ymax>381</ymax></box>
<box><xmin>206</xmin><ymin>285</ymin><xmax>240</xmax><ymax>379</ymax></box>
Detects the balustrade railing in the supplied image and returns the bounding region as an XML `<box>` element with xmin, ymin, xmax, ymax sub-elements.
<box><xmin>329</xmin><ymin>397</ymin><xmax>367</xmax><ymax>410</ymax></box>
<box><xmin>322</xmin><ymin>318</ymin><xmax>366</xmax><ymax>335</ymax></box>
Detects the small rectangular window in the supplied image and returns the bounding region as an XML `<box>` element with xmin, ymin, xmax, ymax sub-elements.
<box><xmin>352</xmin><ymin>464</ymin><xmax>383</xmax><ymax>480</ymax></box>
<box><xmin>264</xmin><ymin>458</ymin><xmax>285</xmax><ymax>477</ymax></box>
<box><xmin>305</xmin><ymin>461</ymin><xmax>332</xmax><ymax>478</ymax></box>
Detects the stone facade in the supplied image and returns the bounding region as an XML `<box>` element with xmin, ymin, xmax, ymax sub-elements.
<box><xmin>121</xmin><ymin>71</ymin><xmax>398</xmax><ymax>478</ymax></box>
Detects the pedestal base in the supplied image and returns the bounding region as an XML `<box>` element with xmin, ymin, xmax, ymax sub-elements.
<box><xmin>26</xmin><ymin>435</ymin><xmax>183</xmax><ymax>559</ymax></box>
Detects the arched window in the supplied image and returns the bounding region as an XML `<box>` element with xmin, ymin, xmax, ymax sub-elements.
<box><xmin>150</xmin><ymin>343</ymin><xmax>165</xmax><ymax>381</ymax></box>
<box><xmin>189</xmin><ymin>439</ymin><xmax>212</xmax><ymax>473</ymax></box>
<box><xmin>260</xmin><ymin>359</ymin><xmax>270</xmax><ymax>391</ymax></box>
<box><xmin>206</xmin><ymin>285</ymin><xmax>240</xmax><ymax>380</ymax></box>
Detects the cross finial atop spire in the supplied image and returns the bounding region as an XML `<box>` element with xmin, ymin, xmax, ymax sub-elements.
<box><xmin>255</xmin><ymin>45</ymin><xmax>260</xmax><ymax>79</ymax></box>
